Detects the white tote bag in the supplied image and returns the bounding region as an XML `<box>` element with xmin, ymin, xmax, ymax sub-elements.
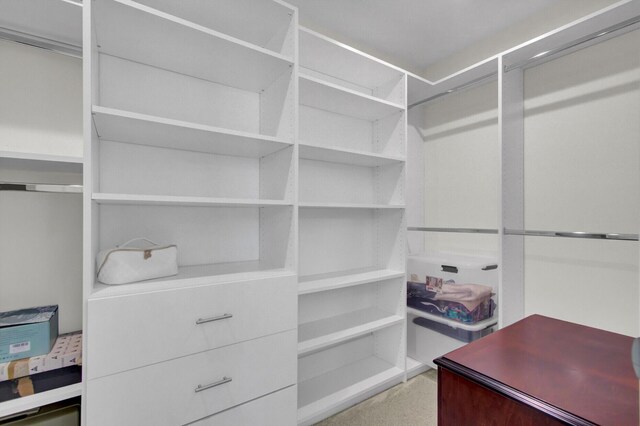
<box><xmin>96</xmin><ymin>238</ymin><xmax>178</xmax><ymax>285</ymax></box>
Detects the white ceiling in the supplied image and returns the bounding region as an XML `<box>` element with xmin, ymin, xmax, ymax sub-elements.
<box><xmin>0</xmin><ymin>0</ymin><xmax>592</xmax><ymax>75</ymax></box>
<box><xmin>287</xmin><ymin>0</ymin><xmax>558</xmax><ymax>73</ymax></box>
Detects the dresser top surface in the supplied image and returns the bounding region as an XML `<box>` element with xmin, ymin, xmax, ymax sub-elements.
<box><xmin>440</xmin><ymin>314</ymin><xmax>639</xmax><ymax>426</ymax></box>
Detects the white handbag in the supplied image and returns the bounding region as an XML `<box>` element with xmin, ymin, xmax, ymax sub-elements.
<box><xmin>96</xmin><ymin>238</ymin><xmax>178</xmax><ymax>285</ymax></box>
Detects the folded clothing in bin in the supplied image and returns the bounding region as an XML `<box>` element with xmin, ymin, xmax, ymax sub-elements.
<box><xmin>407</xmin><ymin>275</ymin><xmax>494</xmax><ymax>324</ymax></box>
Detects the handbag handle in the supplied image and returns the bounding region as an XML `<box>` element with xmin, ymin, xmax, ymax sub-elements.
<box><xmin>117</xmin><ymin>237</ymin><xmax>159</xmax><ymax>248</ymax></box>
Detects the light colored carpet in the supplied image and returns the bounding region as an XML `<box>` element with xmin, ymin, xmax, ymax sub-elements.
<box><xmin>315</xmin><ymin>370</ymin><xmax>438</xmax><ymax>426</ymax></box>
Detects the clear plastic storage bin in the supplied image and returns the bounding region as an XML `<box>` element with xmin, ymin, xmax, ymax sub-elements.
<box><xmin>407</xmin><ymin>252</ymin><xmax>498</xmax><ymax>368</ymax></box>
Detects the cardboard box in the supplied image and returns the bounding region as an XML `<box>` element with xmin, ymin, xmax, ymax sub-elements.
<box><xmin>0</xmin><ymin>306</ymin><xmax>58</xmax><ymax>362</ymax></box>
<box><xmin>0</xmin><ymin>331</ymin><xmax>82</xmax><ymax>382</ymax></box>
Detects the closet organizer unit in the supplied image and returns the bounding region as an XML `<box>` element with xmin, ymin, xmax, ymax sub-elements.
<box><xmin>498</xmin><ymin>0</ymin><xmax>640</xmax><ymax>332</ymax></box>
<box><xmin>404</xmin><ymin>0</ymin><xmax>640</xmax><ymax>379</ymax></box>
<box><xmin>405</xmin><ymin>58</ymin><xmax>501</xmax><ymax>371</ymax></box>
<box><xmin>297</xmin><ymin>28</ymin><xmax>407</xmax><ymax>425</ymax></box>
<box><xmin>1</xmin><ymin>2</ymin><xmax>84</xmax><ymax>414</ymax></box>
<box><xmin>83</xmin><ymin>1</ymin><xmax>298</xmax><ymax>425</ymax></box>
<box><xmin>0</xmin><ymin>154</ymin><xmax>83</xmax><ymax>419</ymax></box>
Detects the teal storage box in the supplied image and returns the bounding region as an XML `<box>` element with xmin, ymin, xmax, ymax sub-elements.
<box><xmin>0</xmin><ymin>306</ymin><xmax>58</xmax><ymax>362</ymax></box>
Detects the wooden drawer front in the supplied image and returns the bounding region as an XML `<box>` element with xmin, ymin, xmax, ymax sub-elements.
<box><xmin>86</xmin><ymin>330</ymin><xmax>296</xmax><ymax>426</ymax></box>
<box><xmin>87</xmin><ymin>275</ymin><xmax>296</xmax><ymax>379</ymax></box>
<box><xmin>192</xmin><ymin>385</ymin><xmax>297</xmax><ymax>426</ymax></box>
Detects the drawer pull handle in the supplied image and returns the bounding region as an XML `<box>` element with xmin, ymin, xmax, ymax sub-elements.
<box><xmin>195</xmin><ymin>313</ymin><xmax>233</xmax><ymax>325</ymax></box>
<box><xmin>195</xmin><ymin>376</ymin><xmax>232</xmax><ymax>393</ymax></box>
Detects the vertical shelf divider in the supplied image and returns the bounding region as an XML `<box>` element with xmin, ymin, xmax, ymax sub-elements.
<box><xmin>498</xmin><ymin>59</ymin><xmax>526</xmax><ymax>329</ymax></box>
<box><xmin>296</xmin><ymin>28</ymin><xmax>408</xmax><ymax>425</ymax></box>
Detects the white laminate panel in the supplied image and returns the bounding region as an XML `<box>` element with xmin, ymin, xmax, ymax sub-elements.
<box><xmin>191</xmin><ymin>386</ymin><xmax>297</xmax><ymax>426</ymax></box>
<box><xmin>93</xmin><ymin>0</ymin><xmax>292</xmax><ymax>93</ymax></box>
<box><xmin>86</xmin><ymin>330</ymin><xmax>297</xmax><ymax>426</ymax></box>
<box><xmin>133</xmin><ymin>0</ymin><xmax>294</xmax><ymax>53</ymax></box>
<box><xmin>523</xmin><ymin>29</ymin><xmax>640</xmax><ymax>336</ymax></box>
<box><xmin>299</xmin><ymin>28</ymin><xmax>404</xmax><ymax>99</ymax></box>
<box><xmin>99</xmin><ymin>140</ymin><xmax>260</xmax><ymax>198</ymax></box>
<box><xmin>87</xmin><ymin>275</ymin><xmax>296</xmax><ymax>379</ymax></box>
<box><xmin>299</xmin><ymin>105</ymin><xmax>374</xmax><ymax>153</ymax></box>
<box><xmin>298</xmin><ymin>208</ymin><xmax>375</xmax><ymax>276</ymax></box>
<box><xmin>0</xmin><ymin>40</ymin><xmax>83</xmax><ymax>158</ymax></box>
<box><xmin>99</xmin><ymin>54</ymin><xmax>261</xmax><ymax>134</ymax></box>
<box><xmin>299</xmin><ymin>75</ymin><xmax>403</xmax><ymax>122</ymax></box>
<box><xmin>298</xmin><ymin>159</ymin><xmax>375</xmax><ymax>205</ymax></box>
<box><xmin>422</xmin><ymin>80</ymin><xmax>500</xmax><ymax>255</ymax></box>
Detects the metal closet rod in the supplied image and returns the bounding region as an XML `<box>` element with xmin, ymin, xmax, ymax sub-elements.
<box><xmin>505</xmin><ymin>15</ymin><xmax>640</xmax><ymax>73</ymax></box>
<box><xmin>0</xmin><ymin>182</ymin><xmax>83</xmax><ymax>194</ymax></box>
<box><xmin>408</xmin><ymin>227</ymin><xmax>638</xmax><ymax>241</ymax></box>
<box><xmin>504</xmin><ymin>229</ymin><xmax>638</xmax><ymax>241</ymax></box>
<box><xmin>408</xmin><ymin>227</ymin><xmax>499</xmax><ymax>234</ymax></box>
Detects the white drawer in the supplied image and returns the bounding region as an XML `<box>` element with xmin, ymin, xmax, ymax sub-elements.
<box><xmin>191</xmin><ymin>385</ymin><xmax>297</xmax><ymax>426</ymax></box>
<box><xmin>86</xmin><ymin>330</ymin><xmax>297</xmax><ymax>426</ymax></box>
<box><xmin>87</xmin><ymin>275</ymin><xmax>296</xmax><ymax>379</ymax></box>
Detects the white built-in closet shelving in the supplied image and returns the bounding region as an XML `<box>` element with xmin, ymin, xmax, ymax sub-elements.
<box><xmin>2</xmin><ymin>0</ymin><xmax>638</xmax><ymax>423</ymax></box>
<box><xmin>86</xmin><ymin>0</ymin><xmax>298</xmax><ymax>296</ymax></box>
<box><xmin>0</xmin><ymin>0</ymin><xmax>83</xmax><ymax>415</ymax></box>
<box><xmin>296</xmin><ymin>27</ymin><xmax>408</xmax><ymax>425</ymax></box>
<box><xmin>499</xmin><ymin>0</ymin><xmax>640</xmax><ymax>331</ymax></box>
<box><xmin>84</xmin><ymin>0</ymin><xmax>298</xmax><ymax>424</ymax></box>
<box><xmin>0</xmin><ymin>154</ymin><xmax>83</xmax><ymax>419</ymax></box>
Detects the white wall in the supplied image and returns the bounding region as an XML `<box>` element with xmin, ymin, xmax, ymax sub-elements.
<box><xmin>0</xmin><ymin>40</ymin><xmax>83</xmax><ymax>333</ymax></box>
<box><xmin>408</xmin><ymin>81</ymin><xmax>500</xmax><ymax>257</ymax></box>
<box><xmin>0</xmin><ymin>39</ymin><xmax>83</xmax><ymax>158</ymax></box>
<box><xmin>523</xmin><ymin>29</ymin><xmax>639</xmax><ymax>336</ymax></box>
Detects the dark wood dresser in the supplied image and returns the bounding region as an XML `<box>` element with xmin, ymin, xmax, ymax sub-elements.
<box><xmin>434</xmin><ymin>315</ymin><xmax>638</xmax><ymax>425</ymax></box>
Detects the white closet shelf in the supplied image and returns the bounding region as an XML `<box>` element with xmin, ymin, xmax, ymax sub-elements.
<box><xmin>407</xmin><ymin>307</ymin><xmax>498</xmax><ymax>332</ymax></box>
<box><xmin>92</xmin><ymin>107</ymin><xmax>293</xmax><ymax>158</ymax></box>
<box><xmin>299</xmin><ymin>202</ymin><xmax>405</xmax><ymax>209</ymax></box>
<box><xmin>299</xmin><ymin>74</ymin><xmax>404</xmax><ymax>121</ymax></box>
<box><xmin>298</xmin><ymin>356</ymin><xmax>404</xmax><ymax>424</ymax></box>
<box><xmin>0</xmin><ymin>151</ymin><xmax>82</xmax><ymax>164</ymax></box>
<box><xmin>91</xmin><ymin>262</ymin><xmax>295</xmax><ymax>298</ymax></box>
<box><xmin>406</xmin><ymin>356</ymin><xmax>429</xmax><ymax>378</ymax></box>
<box><xmin>298</xmin><ymin>308</ymin><xmax>404</xmax><ymax>356</ymax></box>
<box><xmin>299</xmin><ymin>268</ymin><xmax>405</xmax><ymax>295</ymax></box>
<box><xmin>299</xmin><ymin>27</ymin><xmax>404</xmax><ymax>97</ymax></box>
<box><xmin>0</xmin><ymin>152</ymin><xmax>83</xmax><ymax>175</ymax></box>
<box><xmin>0</xmin><ymin>383</ymin><xmax>82</xmax><ymax>418</ymax></box>
<box><xmin>298</xmin><ymin>142</ymin><xmax>405</xmax><ymax>167</ymax></box>
<box><xmin>93</xmin><ymin>0</ymin><xmax>293</xmax><ymax>93</ymax></box>
<box><xmin>92</xmin><ymin>193</ymin><xmax>292</xmax><ymax>208</ymax></box>
<box><xmin>132</xmin><ymin>0</ymin><xmax>294</xmax><ymax>53</ymax></box>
